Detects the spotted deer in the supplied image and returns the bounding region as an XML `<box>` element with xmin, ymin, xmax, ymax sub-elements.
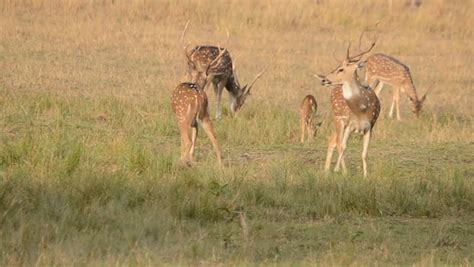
<box><xmin>365</xmin><ymin>53</ymin><xmax>427</xmax><ymax>120</ymax></box>
<box><xmin>315</xmin><ymin>37</ymin><xmax>380</xmax><ymax>177</ymax></box>
<box><xmin>171</xmin><ymin>45</ymin><xmax>228</xmax><ymax>166</ymax></box>
<box><xmin>300</xmin><ymin>95</ymin><xmax>321</xmax><ymax>143</ymax></box>
<box><xmin>182</xmin><ymin>22</ymin><xmax>266</xmax><ymax>119</ymax></box>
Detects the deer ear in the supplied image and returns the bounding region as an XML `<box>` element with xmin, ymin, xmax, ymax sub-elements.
<box><xmin>420</xmin><ymin>92</ymin><xmax>428</xmax><ymax>103</ymax></box>
<box><xmin>242</xmin><ymin>85</ymin><xmax>249</xmax><ymax>94</ymax></box>
<box><xmin>357</xmin><ymin>60</ymin><xmax>367</xmax><ymax>68</ymax></box>
<box><xmin>187</xmin><ymin>60</ymin><xmax>196</xmax><ymax>69</ymax></box>
<box><xmin>314</xmin><ymin>74</ymin><xmax>325</xmax><ymax>80</ymax></box>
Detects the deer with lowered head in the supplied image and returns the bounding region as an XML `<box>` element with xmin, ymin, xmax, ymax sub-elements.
<box><xmin>182</xmin><ymin>22</ymin><xmax>266</xmax><ymax>119</ymax></box>
<box><xmin>315</xmin><ymin>35</ymin><xmax>380</xmax><ymax>177</ymax></box>
<box><xmin>365</xmin><ymin>53</ymin><xmax>427</xmax><ymax>120</ymax></box>
<box><xmin>171</xmin><ymin>45</ymin><xmax>228</xmax><ymax>166</ymax></box>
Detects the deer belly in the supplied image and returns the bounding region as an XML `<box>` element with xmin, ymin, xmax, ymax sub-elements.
<box><xmin>350</xmin><ymin>119</ymin><xmax>371</xmax><ymax>134</ymax></box>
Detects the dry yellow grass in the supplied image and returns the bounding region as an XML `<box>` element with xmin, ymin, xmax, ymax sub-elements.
<box><xmin>0</xmin><ymin>0</ymin><xmax>473</xmax><ymax>265</ymax></box>
<box><xmin>1</xmin><ymin>1</ymin><xmax>473</xmax><ymax>121</ymax></box>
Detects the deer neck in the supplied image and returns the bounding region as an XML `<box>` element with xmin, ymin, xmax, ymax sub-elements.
<box><xmin>224</xmin><ymin>73</ymin><xmax>238</xmax><ymax>94</ymax></box>
<box><xmin>226</xmin><ymin>73</ymin><xmax>246</xmax><ymax>113</ymax></box>
<box><xmin>342</xmin><ymin>76</ymin><xmax>371</xmax><ymax>118</ymax></box>
<box><xmin>341</xmin><ymin>73</ymin><xmax>363</xmax><ymax>102</ymax></box>
<box><xmin>195</xmin><ymin>76</ymin><xmax>208</xmax><ymax>90</ymax></box>
<box><xmin>402</xmin><ymin>80</ymin><xmax>419</xmax><ymax>103</ymax></box>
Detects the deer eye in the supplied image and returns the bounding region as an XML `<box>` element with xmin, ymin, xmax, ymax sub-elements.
<box><xmin>337</xmin><ymin>68</ymin><xmax>344</xmax><ymax>73</ymax></box>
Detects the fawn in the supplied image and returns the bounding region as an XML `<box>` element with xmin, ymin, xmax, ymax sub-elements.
<box><xmin>300</xmin><ymin>95</ymin><xmax>321</xmax><ymax>143</ymax></box>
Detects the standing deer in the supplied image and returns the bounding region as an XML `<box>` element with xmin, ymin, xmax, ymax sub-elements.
<box><xmin>182</xmin><ymin>22</ymin><xmax>266</xmax><ymax>119</ymax></box>
<box><xmin>300</xmin><ymin>95</ymin><xmax>321</xmax><ymax>143</ymax></box>
<box><xmin>171</xmin><ymin>45</ymin><xmax>228</xmax><ymax>166</ymax></box>
<box><xmin>365</xmin><ymin>53</ymin><xmax>427</xmax><ymax>120</ymax></box>
<box><xmin>315</xmin><ymin>38</ymin><xmax>380</xmax><ymax>177</ymax></box>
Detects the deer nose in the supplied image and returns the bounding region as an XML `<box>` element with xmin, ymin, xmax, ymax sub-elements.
<box><xmin>321</xmin><ymin>78</ymin><xmax>331</xmax><ymax>86</ymax></box>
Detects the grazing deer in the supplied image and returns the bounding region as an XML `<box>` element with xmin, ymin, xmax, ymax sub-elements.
<box><xmin>182</xmin><ymin>22</ymin><xmax>266</xmax><ymax>119</ymax></box>
<box><xmin>315</xmin><ymin>37</ymin><xmax>380</xmax><ymax>177</ymax></box>
<box><xmin>365</xmin><ymin>53</ymin><xmax>427</xmax><ymax>120</ymax></box>
<box><xmin>300</xmin><ymin>95</ymin><xmax>321</xmax><ymax>143</ymax></box>
<box><xmin>171</xmin><ymin>45</ymin><xmax>228</xmax><ymax>166</ymax></box>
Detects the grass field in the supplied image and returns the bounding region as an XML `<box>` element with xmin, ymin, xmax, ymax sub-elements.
<box><xmin>1</xmin><ymin>0</ymin><xmax>473</xmax><ymax>265</ymax></box>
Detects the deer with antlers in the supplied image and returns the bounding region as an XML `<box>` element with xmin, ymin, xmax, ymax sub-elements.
<box><xmin>182</xmin><ymin>22</ymin><xmax>266</xmax><ymax>119</ymax></box>
<box><xmin>365</xmin><ymin>53</ymin><xmax>427</xmax><ymax>120</ymax></box>
<box><xmin>300</xmin><ymin>95</ymin><xmax>321</xmax><ymax>143</ymax></box>
<box><xmin>171</xmin><ymin>45</ymin><xmax>229</xmax><ymax>166</ymax></box>
<box><xmin>315</xmin><ymin>35</ymin><xmax>380</xmax><ymax>177</ymax></box>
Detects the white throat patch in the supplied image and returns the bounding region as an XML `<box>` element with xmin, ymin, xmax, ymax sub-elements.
<box><xmin>342</xmin><ymin>82</ymin><xmax>355</xmax><ymax>99</ymax></box>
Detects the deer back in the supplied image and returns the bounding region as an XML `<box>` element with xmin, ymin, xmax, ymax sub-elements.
<box><xmin>171</xmin><ymin>82</ymin><xmax>209</xmax><ymax>124</ymax></box>
<box><xmin>187</xmin><ymin>46</ymin><xmax>233</xmax><ymax>79</ymax></box>
<box><xmin>366</xmin><ymin>53</ymin><xmax>413</xmax><ymax>87</ymax></box>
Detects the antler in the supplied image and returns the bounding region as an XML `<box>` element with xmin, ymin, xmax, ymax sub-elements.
<box><xmin>205</xmin><ymin>29</ymin><xmax>230</xmax><ymax>74</ymax></box>
<box><xmin>182</xmin><ymin>21</ymin><xmax>193</xmax><ymax>64</ymax></box>
<box><xmin>420</xmin><ymin>88</ymin><xmax>429</xmax><ymax>103</ymax></box>
<box><xmin>357</xmin><ymin>30</ymin><xmax>367</xmax><ymax>52</ymax></box>
<box><xmin>246</xmin><ymin>68</ymin><xmax>267</xmax><ymax>91</ymax></box>
<box><xmin>205</xmin><ymin>46</ymin><xmax>228</xmax><ymax>74</ymax></box>
<box><xmin>223</xmin><ymin>29</ymin><xmax>230</xmax><ymax>50</ymax></box>
<box><xmin>348</xmin><ymin>31</ymin><xmax>377</xmax><ymax>62</ymax></box>
<box><xmin>332</xmin><ymin>50</ymin><xmax>342</xmax><ymax>63</ymax></box>
<box><xmin>232</xmin><ymin>53</ymin><xmax>241</xmax><ymax>73</ymax></box>
<box><xmin>345</xmin><ymin>42</ymin><xmax>352</xmax><ymax>61</ymax></box>
<box><xmin>231</xmin><ymin>54</ymin><xmax>242</xmax><ymax>87</ymax></box>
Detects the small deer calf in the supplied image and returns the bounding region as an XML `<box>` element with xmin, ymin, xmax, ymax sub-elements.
<box><xmin>300</xmin><ymin>95</ymin><xmax>320</xmax><ymax>143</ymax></box>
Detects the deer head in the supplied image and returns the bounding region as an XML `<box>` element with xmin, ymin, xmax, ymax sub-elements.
<box><xmin>307</xmin><ymin>119</ymin><xmax>323</xmax><ymax>139</ymax></box>
<box><xmin>409</xmin><ymin>91</ymin><xmax>428</xmax><ymax>119</ymax></box>
<box><xmin>315</xmin><ymin>33</ymin><xmax>377</xmax><ymax>86</ymax></box>
<box><xmin>229</xmin><ymin>67</ymin><xmax>267</xmax><ymax>114</ymax></box>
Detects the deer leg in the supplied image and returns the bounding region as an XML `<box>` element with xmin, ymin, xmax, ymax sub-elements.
<box><xmin>211</xmin><ymin>82</ymin><xmax>220</xmax><ymax>120</ymax></box>
<box><xmin>201</xmin><ymin>116</ymin><xmax>223</xmax><ymax>166</ymax></box>
<box><xmin>337</xmin><ymin>142</ymin><xmax>347</xmax><ymax>174</ymax></box>
<box><xmin>389</xmin><ymin>90</ymin><xmax>396</xmax><ymax>119</ymax></box>
<box><xmin>215</xmin><ymin>80</ymin><xmax>227</xmax><ymax>120</ymax></box>
<box><xmin>300</xmin><ymin>116</ymin><xmax>306</xmax><ymax>143</ymax></box>
<box><xmin>189</xmin><ymin>124</ymin><xmax>198</xmax><ymax>158</ymax></box>
<box><xmin>361</xmin><ymin>130</ymin><xmax>371</xmax><ymax>177</ymax></box>
<box><xmin>307</xmin><ymin>118</ymin><xmax>316</xmax><ymax>143</ymax></box>
<box><xmin>179</xmin><ymin>125</ymin><xmax>193</xmax><ymax>166</ymax></box>
<box><xmin>395</xmin><ymin>87</ymin><xmax>401</xmax><ymax>121</ymax></box>
<box><xmin>335</xmin><ymin>126</ymin><xmax>351</xmax><ymax>175</ymax></box>
<box><xmin>335</xmin><ymin>121</ymin><xmax>347</xmax><ymax>173</ymax></box>
<box><xmin>324</xmin><ymin>132</ymin><xmax>337</xmax><ymax>173</ymax></box>
<box><xmin>374</xmin><ymin>81</ymin><xmax>384</xmax><ymax>97</ymax></box>
<box><xmin>307</xmin><ymin>124</ymin><xmax>313</xmax><ymax>143</ymax></box>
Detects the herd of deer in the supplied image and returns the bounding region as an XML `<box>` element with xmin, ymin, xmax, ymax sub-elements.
<box><xmin>172</xmin><ymin>22</ymin><xmax>428</xmax><ymax>177</ymax></box>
